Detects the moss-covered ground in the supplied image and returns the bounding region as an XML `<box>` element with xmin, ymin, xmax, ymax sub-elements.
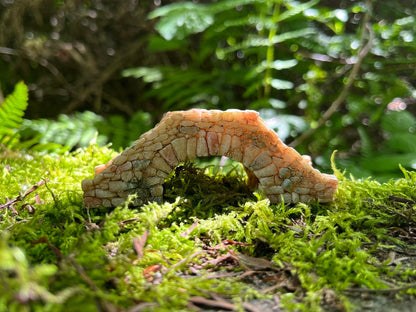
<box><xmin>1</xmin><ymin>145</ymin><xmax>416</xmax><ymax>312</ymax></box>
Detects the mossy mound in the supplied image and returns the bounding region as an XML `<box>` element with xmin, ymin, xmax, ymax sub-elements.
<box><xmin>1</xmin><ymin>145</ymin><xmax>416</xmax><ymax>312</ymax></box>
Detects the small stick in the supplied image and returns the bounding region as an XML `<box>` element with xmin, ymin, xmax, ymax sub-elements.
<box><xmin>133</xmin><ymin>231</ymin><xmax>149</xmax><ymax>259</ymax></box>
<box><xmin>344</xmin><ymin>283</ymin><xmax>416</xmax><ymax>294</ymax></box>
<box><xmin>0</xmin><ymin>179</ymin><xmax>49</xmax><ymax>211</ymax></box>
<box><xmin>165</xmin><ymin>250</ymin><xmax>208</xmax><ymax>274</ymax></box>
<box><xmin>180</xmin><ymin>219</ymin><xmax>199</xmax><ymax>237</ymax></box>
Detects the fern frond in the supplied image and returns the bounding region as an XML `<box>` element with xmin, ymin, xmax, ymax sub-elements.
<box><xmin>0</xmin><ymin>81</ymin><xmax>29</xmax><ymax>136</ymax></box>
<box><xmin>0</xmin><ymin>82</ymin><xmax>29</xmax><ymax>150</ymax></box>
<box><xmin>18</xmin><ymin>111</ymin><xmax>107</xmax><ymax>152</ymax></box>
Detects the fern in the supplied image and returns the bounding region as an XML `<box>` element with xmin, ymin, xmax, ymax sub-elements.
<box><xmin>0</xmin><ymin>81</ymin><xmax>29</xmax><ymax>150</ymax></box>
<box><xmin>18</xmin><ymin>110</ymin><xmax>152</xmax><ymax>152</ymax></box>
<box><xmin>0</xmin><ymin>82</ymin><xmax>150</xmax><ymax>153</ymax></box>
<box><xmin>0</xmin><ymin>81</ymin><xmax>28</xmax><ymax>133</ymax></box>
<box><xmin>18</xmin><ymin>111</ymin><xmax>107</xmax><ymax>152</ymax></box>
<box><xmin>126</xmin><ymin>0</ymin><xmax>320</xmax><ymax>112</ymax></box>
<box><xmin>96</xmin><ymin>110</ymin><xmax>153</xmax><ymax>150</ymax></box>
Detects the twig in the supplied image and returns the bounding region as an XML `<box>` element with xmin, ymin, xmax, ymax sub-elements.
<box><xmin>180</xmin><ymin>219</ymin><xmax>199</xmax><ymax>237</ymax></box>
<box><xmin>32</xmin><ymin>237</ymin><xmax>64</xmax><ymax>261</ymax></box>
<box><xmin>5</xmin><ymin>219</ymin><xmax>30</xmax><ymax>231</ymax></box>
<box><xmin>237</xmin><ymin>270</ymin><xmax>263</xmax><ymax>279</ymax></box>
<box><xmin>344</xmin><ymin>283</ymin><xmax>416</xmax><ymax>294</ymax></box>
<box><xmin>33</xmin><ymin>237</ymin><xmax>116</xmax><ymax>312</ymax></box>
<box><xmin>392</xmin><ymin>248</ymin><xmax>416</xmax><ymax>257</ymax></box>
<box><xmin>0</xmin><ymin>46</ymin><xmax>70</xmax><ymax>87</ymax></box>
<box><xmin>127</xmin><ymin>302</ymin><xmax>158</xmax><ymax>312</ymax></box>
<box><xmin>133</xmin><ymin>231</ymin><xmax>148</xmax><ymax>259</ymax></box>
<box><xmin>189</xmin><ymin>295</ymin><xmax>261</xmax><ymax>312</ymax></box>
<box><xmin>389</xmin><ymin>196</ymin><xmax>416</xmax><ymax>206</ymax></box>
<box><xmin>0</xmin><ymin>179</ymin><xmax>49</xmax><ymax>211</ymax></box>
<box><xmin>260</xmin><ymin>283</ymin><xmax>286</xmax><ymax>295</ymax></box>
<box><xmin>67</xmin><ymin>256</ymin><xmax>118</xmax><ymax>312</ymax></box>
<box><xmin>62</xmin><ymin>39</ymin><xmax>145</xmax><ymax>113</ymax></box>
<box><xmin>241</xmin><ymin>302</ymin><xmax>262</xmax><ymax>312</ymax></box>
<box><xmin>205</xmin><ymin>271</ymin><xmax>244</xmax><ymax>279</ymax></box>
<box><xmin>201</xmin><ymin>252</ymin><xmax>239</xmax><ymax>268</ymax></box>
<box><xmin>189</xmin><ymin>296</ymin><xmax>236</xmax><ymax>311</ymax></box>
<box><xmin>289</xmin><ymin>2</ymin><xmax>374</xmax><ymax>148</ymax></box>
<box><xmin>118</xmin><ymin>218</ymin><xmax>140</xmax><ymax>226</ymax></box>
<box><xmin>0</xmin><ymin>46</ymin><xmax>18</xmax><ymax>55</ymax></box>
<box><xmin>165</xmin><ymin>250</ymin><xmax>208</xmax><ymax>274</ymax></box>
<box><xmin>102</xmin><ymin>92</ymin><xmax>136</xmax><ymax>116</ymax></box>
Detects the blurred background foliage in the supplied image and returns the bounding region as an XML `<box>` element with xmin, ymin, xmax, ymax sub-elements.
<box><xmin>0</xmin><ymin>0</ymin><xmax>415</xmax><ymax>180</ymax></box>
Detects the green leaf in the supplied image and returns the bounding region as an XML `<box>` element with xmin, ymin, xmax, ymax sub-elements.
<box><xmin>277</xmin><ymin>0</ymin><xmax>319</xmax><ymax>23</ymax></box>
<box><xmin>147</xmin><ymin>36</ymin><xmax>188</xmax><ymax>52</ymax></box>
<box><xmin>17</xmin><ymin>111</ymin><xmax>106</xmax><ymax>152</ymax></box>
<box><xmin>381</xmin><ymin>111</ymin><xmax>416</xmax><ymax>133</ymax></box>
<box><xmin>386</xmin><ymin>133</ymin><xmax>416</xmax><ymax>153</ymax></box>
<box><xmin>249</xmin><ymin>59</ymin><xmax>298</xmax><ymax>78</ymax></box>
<box><xmin>358</xmin><ymin>126</ymin><xmax>373</xmax><ymax>158</ymax></box>
<box><xmin>221</xmin><ymin>28</ymin><xmax>315</xmax><ymax>54</ymax></box>
<box><xmin>259</xmin><ymin>109</ymin><xmax>307</xmax><ymax>141</ymax></box>
<box><xmin>270</xmin><ymin>28</ymin><xmax>316</xmax><ymax>45</ymax></box>
<box><xmin>361</xmin><ymin>153</ymin><xmax>416</xmax><ymax>172</ymax></box>
<box><xmin>0</xmin><ymin>81</ymin><xmax>29</xmax><ymax>135</ymax></box>
<box><xmin>266</xmin><ymin>59</ymin><xmax>298</xmax><ymax>70</ymax></box>
<box><xmin>270</xmin><ymin>78</ymin><xmax>294</xmax><ymax>90</ymax></box>
<box><xmin>149</xmin><ymin>2</ymin><xmax>214</xmax><ymax>40</ymax></box>
<box><xmin>122</xmin><ymin>67</ymin><xmax>163</xmax><ymax>83</ymax></box>
<box><xmin>208</xmin><ymin>0</ymin><xmax>261</xmax><ymax>14</ymax></box>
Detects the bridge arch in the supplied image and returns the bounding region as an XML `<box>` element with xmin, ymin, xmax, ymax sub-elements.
<box><xmin>82</xmin><ymin>109</ymin><xmax>338</xmax><ymax>208</ymax></box>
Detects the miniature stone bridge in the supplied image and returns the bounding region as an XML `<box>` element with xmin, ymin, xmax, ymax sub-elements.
<box><xmin>81</xmin><ymin>109</ymin><xmax>338</xmax><ymax>208</ymax></box>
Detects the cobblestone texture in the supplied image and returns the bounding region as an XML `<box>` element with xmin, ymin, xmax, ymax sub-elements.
<box><xmin>82</xmin><ymin>109</ymin><xmax>338</xmax><ymax>208</ymax></box>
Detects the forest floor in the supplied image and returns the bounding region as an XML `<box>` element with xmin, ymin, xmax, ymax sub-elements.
<box><xmin>1</xmin><ymin>145</ymin><xmax>416</xmax><ymax>312</ymax></box>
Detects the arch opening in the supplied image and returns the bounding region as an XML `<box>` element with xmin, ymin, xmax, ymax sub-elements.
<box><xmin>161</xmin><ymin>157</ymin><xmax>257</xmax><ymax>219</ymax></box>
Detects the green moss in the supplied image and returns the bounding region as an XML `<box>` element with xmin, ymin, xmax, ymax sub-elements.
<box><xmin>1</xmin><ymin>146</ymin><xmax>416</xmax><ymax>311</ymax></box>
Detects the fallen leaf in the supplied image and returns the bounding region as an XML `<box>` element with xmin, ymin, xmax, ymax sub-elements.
<box><xmin>143</xmin><ymin>264</ymin><xmax>162</xmax><ymax>281</ymax></box>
